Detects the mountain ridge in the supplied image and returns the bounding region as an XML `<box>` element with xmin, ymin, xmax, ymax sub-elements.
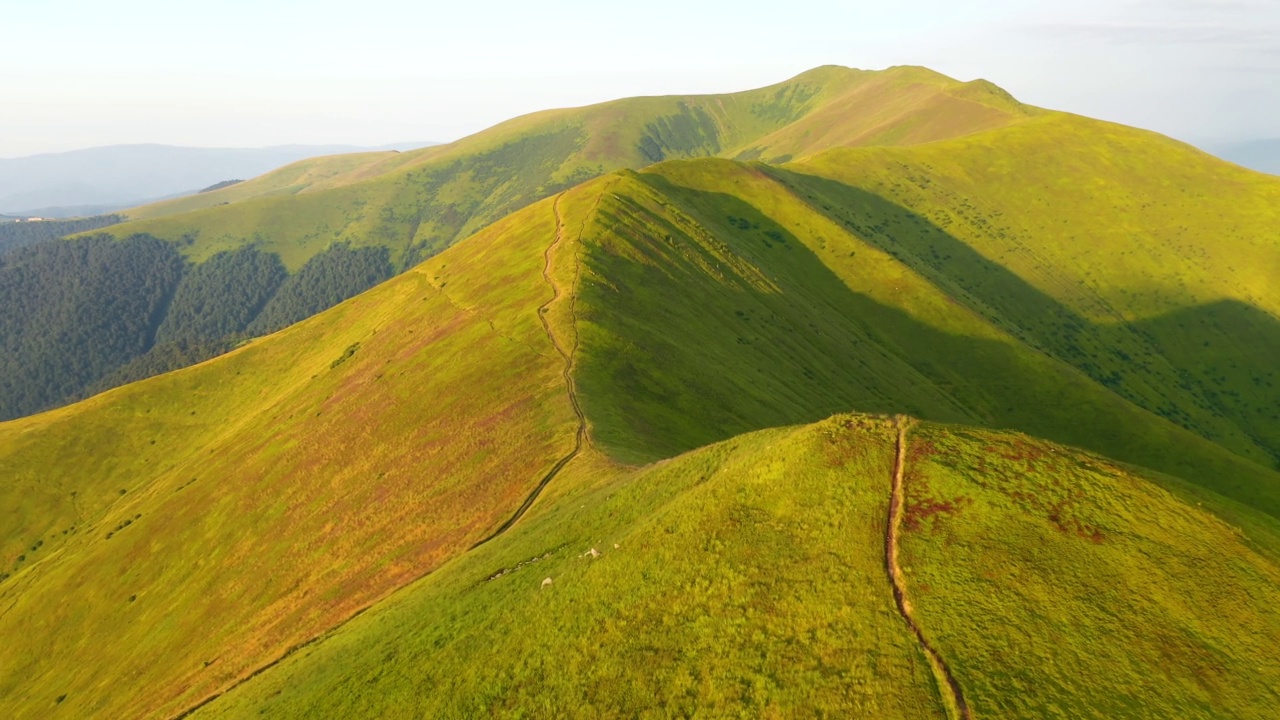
<box><xmin>105</xmin><ymin>64</ymin><xmax>1036</xmax><ymax>269</ymax></box>
<box><xmin>0</xmin><ymin>65</ymin><xmax>1047</xmax><ymax>422</ymax></box>
<box><xmin>3</xmin><ymin>65</ymin><xmax>1280</xmax><ymax>718</ymax></box>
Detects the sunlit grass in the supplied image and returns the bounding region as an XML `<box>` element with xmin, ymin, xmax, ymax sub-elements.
<box><xmin>197</xmin><ymin>416</ymin><xmax>1280</xmax><ymax>718</ymax></box>
<box><xmin>0</xmin><ymin>197</ymin><xmax>574</xmax><ymax>718</ymax></box>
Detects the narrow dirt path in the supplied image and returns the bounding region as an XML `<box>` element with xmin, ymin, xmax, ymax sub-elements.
<box><xmin>170</xmin><ymin>194</ymin><xmax>592</xmax><ymax>720</ymax></box>
<box><xmin>887</xmin><ymin>415</ymin><xmax>972</xmax><ymax>720</ymax></box>
<box><xmin>470</xmin><ymin>193</ymin><xmax>587</xmax><ymax>547</ymax></box>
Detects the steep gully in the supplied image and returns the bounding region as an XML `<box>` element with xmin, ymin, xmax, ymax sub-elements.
<box><xmin>888</xmin><ymin>416</ymin><xmax>971</xmax><ymax>719</ymax></box>
<box><xmin>172</xmin><ymin>192</ymin><xmax>592</xmax><ymax>718</ymax></box>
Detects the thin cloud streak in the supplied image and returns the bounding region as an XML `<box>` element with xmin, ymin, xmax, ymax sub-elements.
<box><xmin>1024</xmin><ymin>23</ymin><xmax>1278</xmax><ymax>47</ymax></box>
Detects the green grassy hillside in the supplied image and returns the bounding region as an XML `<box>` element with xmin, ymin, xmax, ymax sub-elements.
<box><xmin>784</xmin><ymin>114</ymin><xmax>1280</xmax><ymax>468</ymax></box>
<box><xmin>563</xmin><ymin>157</ymin><xmax>1280</xmax><ymax>514</ymax></box>
<box><xmin>192</xmin><ymin>416</ymin><xmax>1280</xmax><ymax>719</ymax></box>
<box><xmin>99</xmin><ymin>65</ymin><xmax>1034</xmax><ymax>271</ymax></box>
<box><xmin>0</xmin><ymin>65</ymin><xmax>1038</xmax><ymax>423</ymax></box>
<box><xmin>4</xmin><ymin>70</ymin><xmax>1280</xmax><ymax>719</ymax></box>
<box><xmin>4</xmin><ymin>66</ymin><xmax>1033</xmax><ymax>423</ymax></box>
<box><xmin>0</xmin><ymin>197</ymin><xmax>576</xmax><ymax>718</ymax></box>
<box><xmin>127</xmin><ymin>151</ymin><xmax>407</xmax><ymax>221</ymax></box>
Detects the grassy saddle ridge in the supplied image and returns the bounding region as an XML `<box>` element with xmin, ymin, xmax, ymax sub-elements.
<box><xmin>194</xmin><ymin>415</ymin><xmax>1280</xmax><ymax>718</ymax></box>
<box><xmin>0</xmin><ymin>194</ymin><xmax>585</xmax><ymax>719</ymax></box>
<box><xmin>100</xmin><ymin>64</ymin><xmax>1034</xmax><ymax>271</ymax></box>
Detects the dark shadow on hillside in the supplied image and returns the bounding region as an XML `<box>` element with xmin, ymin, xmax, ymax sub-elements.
<box><xmin>1131</xmin><ymin>300</ymin><xmax>1280</xmax><ymax>462</ymax></box>
<box><xmin>571</xmin><ymin>169</ymin><xmax>1280</xmax><ymax>519</ymax></box>
<box><xmin>762</xmin><ymin>165</ymin><xmax>1280</xmax><ymax>470</ymax></box>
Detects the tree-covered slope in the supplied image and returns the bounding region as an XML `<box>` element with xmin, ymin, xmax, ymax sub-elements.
<box><xmin>0</xmin><ymin>235</ymin><xmax>186</xmax><ymax>419</ymax></box>
<box><xmin>0</xmin><ymin>214</ymin><xmax>122</xmax><ymax>256</ymax></box>
<box><xmin>0</xmin><ymin>238</ymin><xmax>393</xmax><ymax>421</ymax></box>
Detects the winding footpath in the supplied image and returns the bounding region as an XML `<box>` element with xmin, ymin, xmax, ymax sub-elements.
<box><xmin>470</xmin><ymin>193</ymin><xmax>587</xmax><ymax>547</ymax></box>
<box><xmin>887</xmin><ymin>416</ymin><xmax>972</xmax><ymax>720</ymax></box>
<box><xmin>172</xmin><ymin>195</ymin><xmax>590</xmax><ymax>719</ymax></box>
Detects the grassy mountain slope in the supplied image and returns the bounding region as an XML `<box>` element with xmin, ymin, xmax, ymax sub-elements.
<box><xmin>0</xmin><ymin>143</ymin><xmax>434</xmax><ymax>215</ymax></box>
<box><xmin>126</xmin><ymin>150</ymin><xmax>405</xmax><ymax>221</ymax></box>
<box><xmin>194</xmin><ymin>416</ymin><xmax>1280</xmax><ymax>719</ymax></box>
<box><xmin>5</xmin><ymin>73</ymin><xmax>1280</xmax><ymax>718</ymax></box>
<box><xmin>902</xmin><ymin>422</ymin><xmax>1280</xmax><ymax>717</ymax></box>
<box><xmin>99</xmin><ymin>65</ymin><xmax>1034</xmax><ymax>270</ymax></box>
<box><xmin>565</xmin><ymin>161</ymin><xmax>1280</xmax><ymax>514</ymax></box>
<box><xmin>4</xmin><ymin>66</ymin><xmax>1032</xmax><ymax>423</ymax></box>
<box><xmin>785</xmin><ymin>114</ymin><xmax>1280</xmax><ymax>468</ymax></box>
<box><xmin>0</xmin><ymin>198</ymin><xmax>575</xmax><ymax>718</ymax></box>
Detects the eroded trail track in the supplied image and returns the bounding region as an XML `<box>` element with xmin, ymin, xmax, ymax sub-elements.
<box><xmin>887</xmin><ymin>416</ymin><xmax>972</xmax><ymax>720</ymax></box>
<box><xmin>471</xmin><ymin>193</ymin><xmax>587</xmax><ymax>547</ymax></box>
<box><xmin>172</xmin><ymin>194</ymin><xmax>592</xmax><ymax>720</ymax></box>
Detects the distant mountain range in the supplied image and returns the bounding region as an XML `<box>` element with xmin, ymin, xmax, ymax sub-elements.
<box><xmin>1205</xmin><ymin>138</ymin><xmax>1280</xmax><ymax>175</ymax></box>
<box><xmin>0</xmin><ymin>142</ymin><xmax>437</xmax><ymax>216</ymax></box>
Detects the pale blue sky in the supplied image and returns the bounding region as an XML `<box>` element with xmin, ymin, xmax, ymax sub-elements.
<box><xmin>1</xmin><ymin>0</ymin><xmax>1276</xmax><ymax>156</ymax></box>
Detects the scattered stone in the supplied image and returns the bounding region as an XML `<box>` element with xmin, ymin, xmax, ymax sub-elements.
<box><xmin>587</xmin><ymin>547</ymin><xmax>600</xmax><ymax>558</ymax></box>
<box><xmin>541</xmin><ymin>577</ymin><xmax>553</xmax><ymax>589</ymax></box>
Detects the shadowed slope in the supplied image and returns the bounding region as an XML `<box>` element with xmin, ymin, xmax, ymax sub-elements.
<box><xmin>783</xmin><ymin>113</ymin><xmax>1280</xmax><ymax>468</ymax></box>
<box><xmin>566</xmin><ymin>164</ymin><xmax>1280</xmax><ymax>516</ymax></box>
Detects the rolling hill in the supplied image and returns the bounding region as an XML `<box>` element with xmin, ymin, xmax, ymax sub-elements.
<box><xmin>2</xmin><ymin>67</ymin><xmax>1280</xmax><ymax>718</ymax></box>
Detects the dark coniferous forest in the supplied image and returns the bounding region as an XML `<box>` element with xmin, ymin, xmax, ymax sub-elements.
<box><xmin>249</xmin><ymin>245</ymin><xmax>393</xmax><ymax>334</ymax></box>
<box><xmin>0</xmin><ymin>215</ymin><xmax>123</xmax><ymax>256</ymax></box>
<box><xmin>0</xmin><ymin>236</ymin><xmax>396</xmax><ymax>420</ymax></box>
